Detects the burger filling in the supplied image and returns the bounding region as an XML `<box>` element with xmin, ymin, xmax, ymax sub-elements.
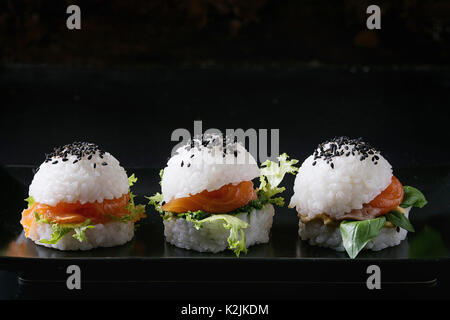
<box><xmin>21</xmin><ymin>174</ymin><xmax>146</xmax><ymax>244</ymax></box>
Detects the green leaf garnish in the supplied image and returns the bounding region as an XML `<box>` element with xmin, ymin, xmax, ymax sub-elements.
<box><xmin>386</xmin><ymin>210</ymin><xmax>415</xmax><ymax>232</ymax></box>
<box><xmin>400</xmin><ymin>186</ymin><xmax>427</xmax><ymax>208</ymax></box>
<box><xmin>259</xmin><ymin>153</ymin><xmax>299</xmax><ymax>200</ymax></box>
<box><xmin>186</xmin><ymin>214</ymin><xmax>249</xmax><ymax>257</ymax></box>
<box><xmin>39</xmin><ymin>219</ymin><xmax>96</xmax><ymax>244</ymax></box>
<box><xmin>34</xmin><ymin>211</ymin><xmax>50</xmax><ymax>224</ymax></box>
<box><xmin>159</xmin><ymin>169</ymin><xmax>164</xmax><ymax>186</ymax></box>
<box><xmin>340</xmin><ymin>216</ymin><xmax>386</xmax><ymax>259</ymax></box>
<box><xmin>128</xmin><ymin>174</ymin><xmax>138</xmax><ymax>187</ymax></box>
<box><xmin>146</xmin><ymin>192</ymin><xmax>164</xmax><ymax>214</ymax></box>
<box><xmin>107</xmin><ymin>204</ymin><xmax>146</xmax><ymax>223</ymax></box>
<box><xmin>73</xmin><ymin>223</ymin><xmax>96</xmax><ymax>242</ymax></box>
<box><xmin>25</xmin><ymin>196</ymin><xmax>35</xmax><ymax>208</ymax></box>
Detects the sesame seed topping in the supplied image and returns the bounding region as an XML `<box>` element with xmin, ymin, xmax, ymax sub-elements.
<box><xmin>313</xmin><ymin>136</ymin><xmax>381</xmax><ymax>169</ymax></box>
<box><xmin>43</xmin><ymin>142</ymin><xmax>107</xmax><ymax>165</ymax></box>
<box><xmin>182</xmin><ymin>134</ymin><xmax>244</xmax><ymax>158</ymax></box>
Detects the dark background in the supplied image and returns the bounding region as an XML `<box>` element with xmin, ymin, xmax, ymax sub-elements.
<box><xmin>0</xmin><ymin>0</ymin><xmax>449</xmax><ymax>301</ymax></box>
<box><xmin>0</xmin><ymin>0</ymin><xmax>449</xmax><ymax>168</ymax></box>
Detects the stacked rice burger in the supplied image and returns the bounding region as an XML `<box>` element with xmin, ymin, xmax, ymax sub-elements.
<box><xmin>20</xmin><ymin>142</ymin><xmax>146</xmax><ymax>250</ymax></box>
<box><xmin>148</xmin><ymin>134</ymin><xmax>298</xmax><ymax>256</ymax></box>
<box><xmin>289</xmin><ymin>136</ymin><xmax>427</xmax><ymax>258</ymax></box>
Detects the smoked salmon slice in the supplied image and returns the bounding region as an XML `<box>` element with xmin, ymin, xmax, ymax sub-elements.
<box><xmin>20</xmin><ymin>193</ymin><xmax>135</xmax><ymax>234</ymax></box>
<box><xmin>368</xmin><ymin>176</ymin><xmax>404</xmax><ymax>215</ymax></box>
<box><xmin>162</xmin><ymin>181</ymin><xmax>257</xmax><ymax>214</ymax></box>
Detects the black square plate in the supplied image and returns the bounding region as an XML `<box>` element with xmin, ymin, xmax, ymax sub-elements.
<box><xmin>0</xmin><ymin>165</ymin><xmax>449</xmax><ymax>299</ymax></box>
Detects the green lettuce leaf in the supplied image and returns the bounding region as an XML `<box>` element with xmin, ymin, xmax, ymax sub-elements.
<box><xmin>186</xmin><ymin>214</ymin><xmax>249</xmax><ymax>257</ymax></box>
<box><xmin>400</xmin><ymin>186</ymin><xmax>427</xmax><ymax>208</ymax></box>
<box><xmin>34</xmin><ymin>211</ymin><xmax>50</xmax><ymax>224</ymax></box>
<box><xmin>25</xmin><ymin>196</ymin><xmax>35</xmax><ymax>208</ymax></box>
<box><xmin>73</xmin><ymin>222</ymin><xmax>96</xmax><ymax>242</ymax></box>
<box><xmin>107</xmin><ymin>203</ymin><xmax>146</xmax><ymax>223</ymax></box>
<box><xmin>386</xmin><ymin>210</ymin><xmax>415</xmax><ymax>232</ymax></box>
<box><xmin>146</xmin><ymin>192</ymin><xmax>164</xmax><ymax>214</ymax></box>
<box><xmin>128</xmin><ymin>174</ymin><xmax>138</xmax><ymax>187</ymax></box>
<box><xmin>259</xmin><ymin>153</ymin><xmax>299</xmax><ymax>205</ymax></box>
<box><xmin>340</xmin><ymin>216</ymin><xmax>386</xmax><ymax>259</ymax></box>
<box><xmin>118</xmin><ymin>173</ymin><xmax>146</xmax><ymax>224</ymax></box>
<box><xmin>39</xmin><ymin>219</ymin><xmax>95</xmax><ymax>244</ymax></box>
<box><xmin>159</xmin><ymin>169</ymin><xmax>164</xmax><ymax>186</ymax></box>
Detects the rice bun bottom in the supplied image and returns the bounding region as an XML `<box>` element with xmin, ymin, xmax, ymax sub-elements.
<box><xmin>298</xmin><ymin>207</ymin><xmax>411</xmax><ymax>252</ymax></box>
<box><xmin>26</xmin><ymin>221</ymin><xmax>135</xmax><ymax>251</ymax></box>
<box><xmin>163</xmin><ymin>204</ymin><xmax>274</xmax><ymax>253</ymax></box>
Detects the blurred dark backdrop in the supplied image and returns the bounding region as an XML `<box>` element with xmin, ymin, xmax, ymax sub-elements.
<box><xmin>0</xmin><ymin>0</ymin><xmax>449</xmax><ymax>169</ymax></box>
<box><xmin>1</xmin><ymin>0</ymin><xmax>450</xmax><ymax>65</ymax></box>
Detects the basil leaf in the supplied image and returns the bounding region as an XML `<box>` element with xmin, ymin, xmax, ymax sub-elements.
<box><xmin>401</xmin><ymin>186</ymin><xmax>427</xmax><ymax>208</ymax></box>
<box><xmin>386</xmin><ymin>210</ymin><xmax>415</xmax><ymax>232</ymax></box>
<box><xmin>340</xmin><ymin>216</ymin><xmax>386</xmax><ymax>259</ymax></box>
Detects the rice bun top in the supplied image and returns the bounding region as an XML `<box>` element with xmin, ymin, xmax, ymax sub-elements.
<box><xmin>29</xmin><ymin>142</ymin><xmax>129</xmax><ymax>206</ymax></box>
<box><xmin>289</xmin><ymin>137</ymin><xmax>393</xmax><ymax>218</ymax></box>
<box><xmin>161</xmin><ymin>134</ymin><xmax>260</xmax><ymax>203</ymax></box>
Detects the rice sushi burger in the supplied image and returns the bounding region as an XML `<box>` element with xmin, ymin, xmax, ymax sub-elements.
<box><xmin>289</xmin><ymin>136</ymin><xmax>427</xmax><ymax>258</ymax></box>
<box><xmin>20</xmin><ymin>142</ymin><xmax>146</xmax><ymax>250</ymax></box>
<box><xmin>148</xmin><ymin>134</ymin><xmax>298</xmax><ymax>256</ymax></box>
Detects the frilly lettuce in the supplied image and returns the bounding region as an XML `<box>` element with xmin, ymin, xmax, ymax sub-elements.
<box><xmin>25</xmin><ymin>196</ymin><xmax>35</xmax><ymax>208</ymax></box>
<box><xmin>122</xmin><ymin>173</ymin><xmax>146</xmax><ymax>223</ymax></box>
<box><xmin>186</xmin><ymin>214</ymin><xmax>249</xmax><ymax>257</ymax></box>
<box><xmin>258</xmin><ymin>153</ymin><xmax>299</xmax><ymax>206</ymax></box>
<box><xmin>37</xmin><ymin>218</ymin><xmax>95</xmax><ymax>245</ymax></box>
<box><xmin>147</xmin><ymin>153</ymin><xmax>299</xmax><ymax>257</ymax></box>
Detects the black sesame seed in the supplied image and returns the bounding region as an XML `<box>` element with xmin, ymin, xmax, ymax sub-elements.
<box><xmin>311</xmin><ymin>136</ymin><xmax>380</xmax><ymax>167</ymax></box>
<box><xmin>181</xmin><ymin>161</ymin><xmax>184</xmax><ymax>167</ymax></box>
<box><xmin>93</xmin><ymin>163</ymin><xmax>96</xmax><ymax>168</ymax></box>
<box><xmin>190</xmin><ymin>154</ymin><xmax>194</xmax><ymax>158</ymax></box>
<box><xmin>52</xmin><ymin>160</ymin><xmax>58</xmax><ymax>164</ymax></box>
<box><xmin>101</xmin><ymin>162</ymin><xmax>107</xmax><ymax>166</ymax></box>
<box><xmin>330</xmin><ymin>163</ymin><xmax>334</xmax><ymax>169</ymax></box>
<box><xmin>187</xmin><ymin>163</ymin><xmax>191</xmax><ymax>167</ymax></box>
<box><xmin>73</xmin><ymin>160</ymin><xmax>78</xmax><ymax>164</ymax></box>
<box><xmin>312</xmin><ymin>161</ymin><xmax>316</xmax><ymax>166</ymax></box>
